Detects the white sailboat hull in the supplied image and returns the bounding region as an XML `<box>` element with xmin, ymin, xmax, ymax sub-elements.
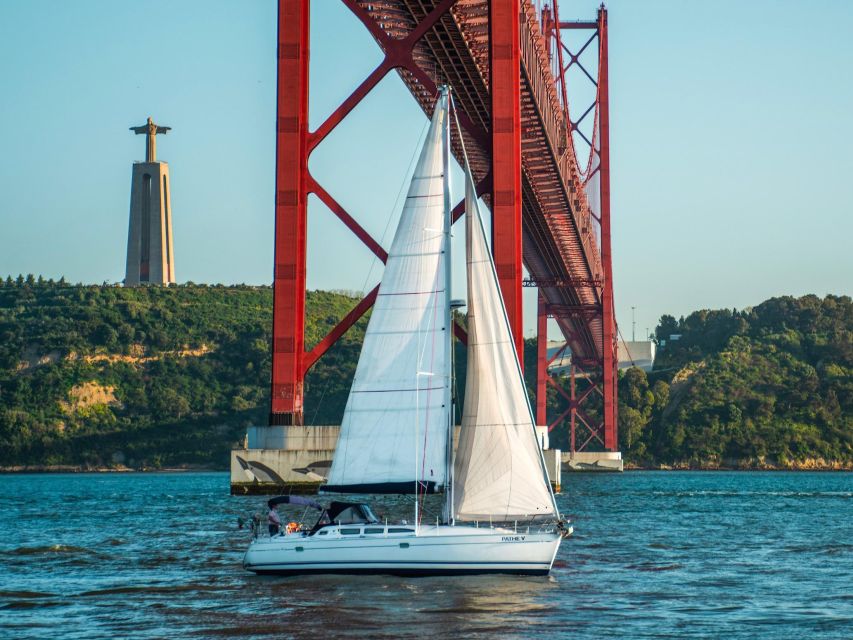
<box><xmin>242</xmin><ymin>94</ymin><xmax>567</xmax><ymax>580</ymax></box>
<box><xmin>243</xmin><ymin>524</ymin><xmax>563</xmax><ymax>576</ymax></box>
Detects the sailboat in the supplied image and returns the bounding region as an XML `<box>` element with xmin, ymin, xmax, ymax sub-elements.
<box><xmin>242</xmin><ymin>88</ymin><xmax>569</xmax><ymax>576</ymax></box>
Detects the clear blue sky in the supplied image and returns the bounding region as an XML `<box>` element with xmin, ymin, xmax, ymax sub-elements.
<box><xmin>1</xmin><ymin>0</ymin><xmax>851</xmax><ymax>340</ymax></box>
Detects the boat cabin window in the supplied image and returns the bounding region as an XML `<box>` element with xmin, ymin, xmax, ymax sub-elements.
<box><xmin>340</xmin><ymin>528</ymin><xmax>361</xmax><ymax>535</ymax></box>
<box><xmin>317</xmin><ymin>530</ymin><xmax>328</xmax><ymax>536</ymax></box>
<box><xmin>388</xmin><ymin>528</ymin><xmax>414</xmax><ymax>533</ymax></box>
<box><xmin>364</xmin><ymin>527</ymin><xmax>385</xmax><ymax>535</ymax></box>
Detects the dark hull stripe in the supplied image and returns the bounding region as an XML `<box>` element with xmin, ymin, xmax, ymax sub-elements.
<box><xmin>321</xmin><ymin>481</ymin><xmax>438</xmax><ymax>494</ymax></box>
<box><xmin>245</xmin><ymin>560</ymin><xmax>552</xmax><ymax>578</ymax></box>
<box><xmin>251</xmin><ymin>568</ymin><xmax>549</xmax><ymax>577</ymax></box>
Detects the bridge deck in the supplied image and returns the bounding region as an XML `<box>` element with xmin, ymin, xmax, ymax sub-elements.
<box><xmin>356</xmin><ymin>0</ymin><xmax>604</xmax><ymax>361</ymax></box>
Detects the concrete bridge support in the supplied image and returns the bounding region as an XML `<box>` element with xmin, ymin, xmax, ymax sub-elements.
<box><xmin>231</xmin><ymin>426</ymin><xmax>562</xmax><ymax>494</ymax></box>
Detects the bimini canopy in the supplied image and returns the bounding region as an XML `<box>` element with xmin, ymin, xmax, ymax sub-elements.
<box><xmin>267</xmin><ymin>495</ymin><xmax>323</xmax><ymax>510</ymax></box>
<box><xmin>327</xmin><ymin>502</ymin><xmax>379</xmax><ymax>524</ymax></box>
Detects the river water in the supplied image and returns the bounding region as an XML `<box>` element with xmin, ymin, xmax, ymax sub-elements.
<box><xmin>0</xmin><ymin>471</ymin><xmax>850</xmax><ymax>639</ymax></box>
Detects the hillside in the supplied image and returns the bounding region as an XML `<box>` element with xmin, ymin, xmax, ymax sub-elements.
<box><xmin>612</xmin><ymin>295</ymin><xmax>852</xmax><ymax>468</ymax></box>
<box><xmin>0</xmin><ymin>278</ymin><xmax>365</xmax><ymax>469</ymax></box>
<box><xmin>0</xmin><ymin>278</ymin><xmax>850</xmax><ymax>469</ymax></box>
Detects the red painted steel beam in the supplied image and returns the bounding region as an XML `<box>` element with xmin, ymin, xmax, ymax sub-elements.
<box><xmin>453</xmin><ymin>321</ymin><xmax>469</xmax><ymax>346</ymax></box>
<box><xmin>597</xmin><ymin>5</ymin><xmax>618</xmax><ymax>451</ymax></box>
<box><xmin>570</xmin><ymin>364</ymin><xmax>576</xmax><ymax>451</ymax></box>
<box><xmin>547</xmin><ymin>343</ymin><xmax>567</xmax><ymax>366</ymax></box>
<box><xmin>545</xmin><ymin>354</ymin><xmax>602</xmax><ymax>446</ymax></box>
<box><xmin>576</xmin><ymin>382</ymin><xmax>597</xmax><ymax>406</ymax></box>
<box><xmin>490</xmin><ymin>0</ymin><xmax>524</xmax><ymax>367</ymax></box>
<box><xmin>337</xmin><ymin>0</ymin><xmax>489</xmax><ymax>153</ymax></box>
<box><xmin>559</xmin><ymin>21</ymin><xmax>598</xmax><ymax>30</ymax></box>
<box><xmin>579</xmin><ymin>428</ymin><xmax>604</xmax><ymax>450</ymax></box>
<box><xmin>547</xmin><ymin>375</ymin><xmax>572</xmax><ymax>404</ymax></box>
<box><xmin>312</xmin><ymin>1</ymin><xmax>465</xmax><ymax>151</ymax></box>
<box><xmin>308</xmin><ymin>175</ymin><xmax>388</xmax><ymax>263</ymax></box>
<box><xmin>541</xmin><ymin>6</ymin><xmax>553</xmax><ymax>60</ymax></box>
<box><xmin>552</xmin><ymin>1</ymin><xmax>570</xmax><ymax>135</ymax></box>
<box><xmin>270</xmin><ymin>0</ymin><xmax>309</xmax><ymax>426</ymax></box>
<box><xmin>303</xmin><ymin>285</ymin><xmax>380</xmax><ymax>374</ymax></box>
<box><xmin>549</xmin><ymin>406</ymin><xmax>571</xmax><ymax>433</ymax></box>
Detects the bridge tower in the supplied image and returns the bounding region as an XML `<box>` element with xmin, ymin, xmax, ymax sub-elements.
<box><xmin>246</xmin><ymin>1</ymin><xmax>621</xmax><ymax>491</ymax></box>
<box><xmin>535</xmin><ymin>3</ymin><xmax>621</xmax><ymax>469</ymax></box>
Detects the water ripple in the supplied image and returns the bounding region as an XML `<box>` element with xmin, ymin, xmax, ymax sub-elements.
<box><xmin>0</xmin><ymin>471</ymin><xmax>850</xmax><ymax>639</ymax></box>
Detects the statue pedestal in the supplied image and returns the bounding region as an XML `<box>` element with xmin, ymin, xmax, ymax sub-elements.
<box><xmin>125</xmin><ymin>161</ymin><xmax>175</xmax><ymax>285</ymax></box>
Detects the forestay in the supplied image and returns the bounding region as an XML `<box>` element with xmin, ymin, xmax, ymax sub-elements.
<box><xmin>452</xmin><ymin>166</ymin><xmax>559</xmax><ymax>521</ymax></box>
<box><xmin>324</xmin><ymin>93</ymin><xmax>451</xmax><ymax>494</ymax></box>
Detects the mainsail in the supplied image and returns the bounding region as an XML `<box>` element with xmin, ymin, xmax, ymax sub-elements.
<box><xmin>452</xmin><ymin>165</ymin><xmax>559</xmax><ymax>522</ymax></box>
<box><xmin>324</xmin><ymin>92</ymin><xmax>451</xmax><ymax>494</ymax></box>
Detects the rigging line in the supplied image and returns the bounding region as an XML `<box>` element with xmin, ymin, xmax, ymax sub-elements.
<box><xmin>449</xmin><ymin>93</ymin><xmax>473</xmax><ymax>184</ymax></box>
<box><xmin>359</xmin><ymin>118</ymin><xmax>431</xmax><ymax>296</ymax></box>
<box><xmin>414</xmin><ymin>191</ymin><xmax>444</xmax><ymax>522</ymax></box>
<box><xmin>308</xmin><ymin>378</ymin><xmax>328</xmax><ymax>426</ymax></box>
<box><xmin>617</xmin><ymin>324</ymin><xmax>636</xmax><ymax>366</ymax></box>
<box><xmin>418</xmin><ymin>247</ymin><xmax>443</xmax><ymax>524</ymax></box>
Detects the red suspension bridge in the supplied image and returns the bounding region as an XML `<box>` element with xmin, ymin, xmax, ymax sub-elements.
<box><xmin>270</xmin><ymin>0</ymin><xmax>618</xmax><ymax>455</ymax></box>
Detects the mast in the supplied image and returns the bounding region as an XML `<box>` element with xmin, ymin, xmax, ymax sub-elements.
<box><xmin>441</xmin><ymin>86</ymin><xmax>453</xmax><ymax>525</ymax></box>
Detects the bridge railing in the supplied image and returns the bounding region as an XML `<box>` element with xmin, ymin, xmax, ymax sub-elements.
<box><xmin>520</xmin><ymin>0</ymin><xmax>603</xmax><ymax>287</ymax></box>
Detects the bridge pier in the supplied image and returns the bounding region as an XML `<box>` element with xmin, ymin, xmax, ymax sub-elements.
<box><xmin>562</xmin><ymin>451</ymin><xmax>623</xmax><ymax>473</ymax></box>
<box><xmin>231</xmin><ymin>426</ymin><xmax>337</xmax><ymax>495</ymax></box>
<box><xmin>232</xmin><ymin>426</ymin><xmax>562</xmax><ymax>494</ymax></box>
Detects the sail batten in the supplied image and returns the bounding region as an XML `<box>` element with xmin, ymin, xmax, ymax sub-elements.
<box><xmin>323</xmin><ymin>93</ymin><xmax>452</xmax><ymax>495</ymax></box>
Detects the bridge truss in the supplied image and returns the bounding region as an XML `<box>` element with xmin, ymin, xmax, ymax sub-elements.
<box><xmin>270</xmin><ymin>0</ymin><xmax>618</xmax><ymax>453</ymax></box>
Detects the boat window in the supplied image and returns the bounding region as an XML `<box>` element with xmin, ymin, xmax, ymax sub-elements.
<box><xmin>364</xmin><ymin>527</ymin><xmax>385</xmax><ymax>535</ymax></box>
<box><xmin>317</xmin><ymin>530</ymin><xmax>328</xmax><ymax>536</ymax></box>
<box><xmin>340</xmin><ymin>528</ymin><xmax>361</xmax><ymax>535</ymax></box>
<box><xmin>388</xmin><ymin>528</ymin><xmax>414</xmax><ymax>533</ymax></box>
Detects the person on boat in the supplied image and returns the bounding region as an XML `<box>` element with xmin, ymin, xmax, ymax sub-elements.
<box><xmin>268</xmin><ymin>503</ymin><xmax>282</xmax><ymax>536</ymax></box>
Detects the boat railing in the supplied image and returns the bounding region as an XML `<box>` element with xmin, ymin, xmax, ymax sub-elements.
<box><xmin>468</xmin><ymin>519</ymin><xmax>562</xmax><ymax>535</ymax></box>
